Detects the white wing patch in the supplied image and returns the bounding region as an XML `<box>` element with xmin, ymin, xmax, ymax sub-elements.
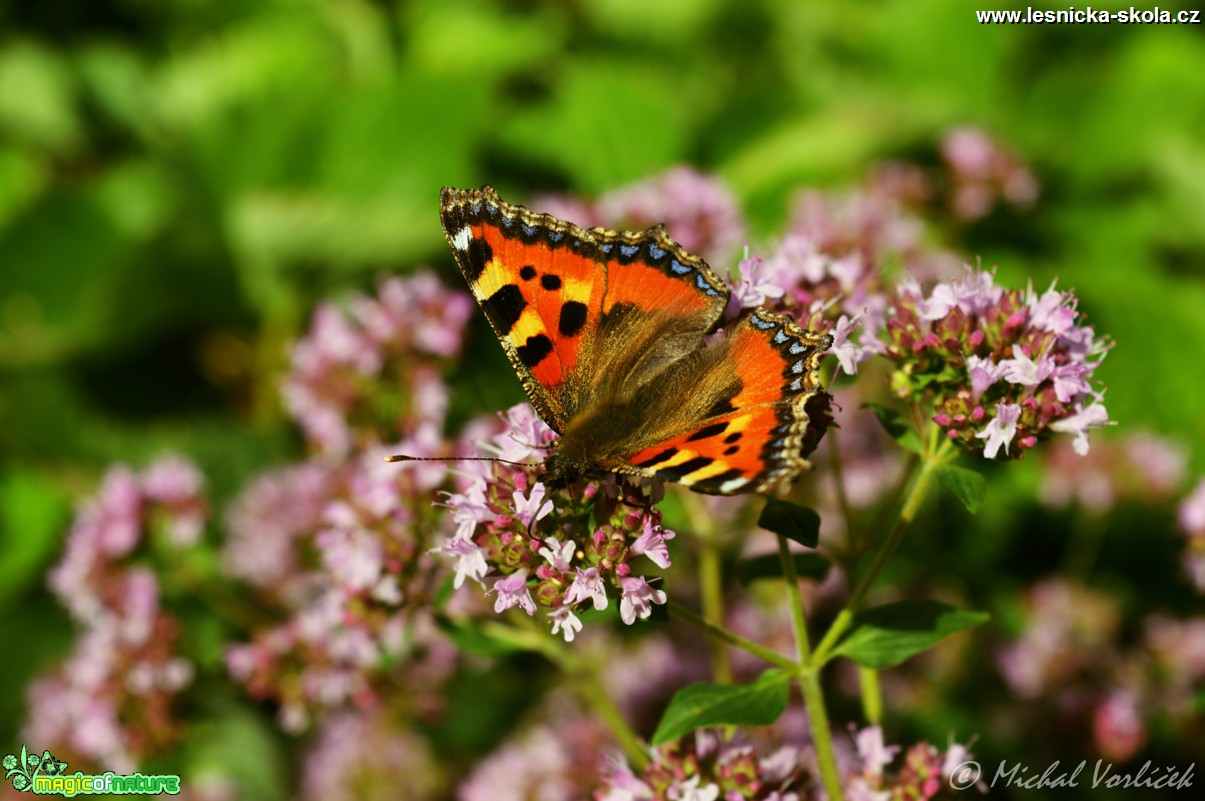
<box><xmin>451</xmin><ymin>226</ymin><xmax>473</xmax><ymax>252</ymax></box>
<box><xmin>719</xmin><ymin>477</ymin><xmax>749</xmax><ymax>493</ymax></box>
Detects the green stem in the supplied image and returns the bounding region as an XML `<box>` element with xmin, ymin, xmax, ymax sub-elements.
<box><xmin>858</xmin><ymin>667</ymin><xmax>883</xmax><ymax>725</ymax></box>
<box><xmin>862</xmin><ymin>451</ymin><xmax>920</xmax><ymax>560</ymax></box>
<box><xmin>698</xmin><ymin>535</ymin><xmax>734</xmax><ymax>684</ymax></box>
<box><xmin>799</xmin><ymin>672</ymin><xmax>843</xmax><ymax>796</ymax></box>
<box><xmin>778</xmin><ymin>537</ymin><xmax>845</xmax><ymax>801</ymax></box>
<box><xmin>667</xmin><ymin>599</ymin><xmax>798</xmax><ymax>672</ymax></box>
<box><xmin>777</xmin><ymin>536</ymin><xmax>813</xmax><ymax>668</ymax></box>
<box><xmin>681</xmin><ymin>494</ymin><xmax>734</xmax><ymax>683</ymax></box>
<box><xmin>812</xmin><ymin>437</ymin><xmax>953</xmax><ymax>666</ymax></box>
<box><xmin>575</xmin><ymin>657</ymin><xmax>649</xmax><ymax>771</ymax></box>
<box><xmin>521</xmin><ymin>620</ymin><xmax>649</xmax><ymax>770</ymax></box>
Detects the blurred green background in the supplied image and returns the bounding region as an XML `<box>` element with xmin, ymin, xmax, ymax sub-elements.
<box><xmin>2</xmin><ymin>0</ymin><xmax>1204</xmax><ymax>789</ymax></box>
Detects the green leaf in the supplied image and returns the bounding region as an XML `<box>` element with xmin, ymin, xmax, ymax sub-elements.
<box><xmin>863</xmin><ymin>403</ymin><xmax>924</xmax><ymax>455</ymax></box>
<box><xmin>652</xmin><ymin>669</ymin><xmax>791</xmax><ymax>745</ymax></box>
<box><xmin>832</xmin><ymin>600</ymin><xmax>989</xmax><ymax>668</ymax></box>
<box><xmin>936</xmin><ymin>464</ymin><xmax>987</xmax><ymax>514</ymax></box>
<box><xmin>0</xmin><ymin>470</ymin><xmax>67</xmax><ymax>607</ymax></box>
<box><xmin>737</xmin><ymin>552</ymin><xmax>831</xmax><ymax>585</ymax></box>
<box><xmin>0</xmin><ymin>42</ymin><xmax>81</xmax><ymax>153</ymax></box>
<box><xmin>498</xmin><ymin>58</ymin><xmax>693</xmax><ymax>193</ymax></box>
<box><xmin>179</xmin><ymin>700</ymin><xmax>291</xmax><ymax>801</ymax></box>
<box><xmin>757</xmin><ymin>499</ymin><xmax>820</xmax><ymax>548</ymax></box>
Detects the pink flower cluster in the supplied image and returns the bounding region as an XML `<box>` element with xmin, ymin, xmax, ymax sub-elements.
<box><xmin>460</xmin><ymin>705</ymin><xmax>613</xmax><ymax>801</ymax></box>
<box><xmin>223</xmin><ymin>272</ymin><xmax>474</xmax><ymax>730</ymax></box>
<box><xmin>436</xmin><ymin>404</ymin><xmax>674</xmax><ymax>642</ymax></box>
<box><xmin>283</xmin><ymin>271</ymin><xmax>473</xmax><ymax>456</ymax></box>
<box><xmin>997</xmin><ymin>579</ymin><xmax>1122</xmax><ymax>700</ymax></box>
<box><xmin>997</xmin><ymin>579</ymin><xmax>1205</xmax><ymax>763</ymax></box>
<box><xmin>882</xmin><ymin>268</ymin><xmax>1112</xmax><ymax>459</ymax></box>
<box><xmin>594</xmin><ymin>727</ymin><xmax>977</xmax><ymax>801</ymax></box>
<box><xmin>28</xmin><ymin>457</ymin><xmax>205</xmax><ymax>771</ymax></box>
<box><xmin>298</xmin><ymin>709</ymin><xmax>441</xmax><ymax>801</ymax></box>
<box><xmin>596</xmin><ymin>729</ymin><xmax>812</xmax><ymax>801</ymax></box>
<box><xmin>223</xmin><ymin>446</ymin><xmax>456</xmax><ymax>732</ymax></box>
<box><xmin>730</xmin><ymin>166</ymin><xmax>967</xmax><ymax>380</ymax></box>
<box><xmin>941</xmin><ymin>127</ymin><xmax>1039</xmax><ymax>222</ymax></box>
<box><xmin>1038</xmin><ymin>430</ymin><xmax>1187</xmax><ymax>514</ymax></box>
<box><xmin>844</xmin><ymin>726</ymin><xmax>979</xmax><ymax>801</ymax></box>
<box><xmin>1179</xmin><ymin>479</ymin><xmax>1205</xmax><ymax>592</ymax></box>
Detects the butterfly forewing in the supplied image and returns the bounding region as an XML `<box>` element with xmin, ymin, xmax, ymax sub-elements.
<box><xmin>440</xmin><ymin>186</ymin><xmax>608</xmax><ymax>431</ymax></box>
<box><xmin>440</xmin><ymin>186</ymin><xmax>730</xmax><ymax>430</ymax></box>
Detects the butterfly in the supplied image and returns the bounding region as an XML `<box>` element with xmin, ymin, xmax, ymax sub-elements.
<box><xmin>440</xmin><ymin>186</ymin><xmax>833</xmax><ymax>496</ymax></box>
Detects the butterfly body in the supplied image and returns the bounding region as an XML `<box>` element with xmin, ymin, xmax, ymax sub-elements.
<box><xmin>440</xmin><ymin>186</ymin><xmax>832</xmax><ymax>496</ymax></box>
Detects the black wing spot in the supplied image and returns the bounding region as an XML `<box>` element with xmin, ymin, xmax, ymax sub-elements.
<box><xmin>705</xmin><ymin>380</ymin><xmax>742</xmax><ymax>418</ymax></box>
<box><xmin>558</xmin><ymin>301</ymin><xmax>588</xmax><ymax>337</ymax></box>
<box><xmin>484</xmin><ymin>284</ymin><xmax>526</xmax><ymax>333</ymax></box>
<box><xmin>723</xmin><ymin>432</ymin><xmax>742</xmax><ymax>444</ymax></box>
<box><xmin>517</xmin><ymin>334</ymin><xmax>553</xmax><ymax>367</ymax></box>
<box><xmin>520</xmin><ymin>265</ymin><xmax>537</xmax><ymax>280</ymax></box>
<box><xmin>631</xmin><ymin>447</ymin><xmax>678</xmax><ymax>468</ymax></box>
<box><xmin>465</xmin><ymin>238</ymin><xmax>493</xmax><ymax>281</ymax></box>
<box><xmin>541</xmin><ymin>274</ymin><xmax>562</xmax><ymax>291</ymax></box>
<box><xmin>658</xmin><ymin>456</ymin><xmax>713</xmax><ymax>481</ymax></box>
<box><xmin>600</xmin><ymin>302</ymin><xmax>637</xmax><ymax>329</ymax></box>
<box><xmin>723</xmin><ymin>445</ymin><xmax>739</xmax><ymax>456</ymax></box>
<box><xmin>686</xmin><ymin>422</ymin><xmax>728</xmax><ymax>442</ymax></box>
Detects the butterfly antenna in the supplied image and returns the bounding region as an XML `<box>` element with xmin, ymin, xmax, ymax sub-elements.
<box><xmin>384</xmin><ymin>454</ymin><xmax>532</xmax><ymax>468</ymax></box>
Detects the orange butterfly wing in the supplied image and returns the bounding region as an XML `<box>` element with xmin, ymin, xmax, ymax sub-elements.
<box><xmin>441</xmin><ymin>185</ymin><xmax>832</xmax><ymax>496</ymax></box>
<box><xmin>610</xmin><ymin>309</ymin><xmax>832</xmax><ymax>495</ymax></box>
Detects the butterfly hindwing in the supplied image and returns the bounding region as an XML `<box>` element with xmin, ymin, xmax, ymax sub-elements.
<box><xmin>606</xmin><ymin>310</ymin><xmax>832</xmax><ymax>495</ymax></box>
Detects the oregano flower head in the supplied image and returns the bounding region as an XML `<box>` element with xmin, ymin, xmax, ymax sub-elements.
<box><xmin>881</xmin><ymin>267</ymin><xmax>1112</xmax><ymax>459</ymax></box>
<box><xmin>435</xmin><ymin>404</ymin><xmax>674</xmax><ymax>641</ymax></box>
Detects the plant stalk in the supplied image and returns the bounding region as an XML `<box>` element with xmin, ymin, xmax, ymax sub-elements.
<box><xmin>667</xmin><ymin>599</ymin><xmax>799</xmax><ymax>672</ymax></box>
<box><xmin>812</xmin><ymin>438</ymin><xmax>950</xmax><ymax>666</ymax></box>
<box><xmin>778</xmin><ymin>536</ymin><xmax>845</xmax><ymax>801</ymax></box>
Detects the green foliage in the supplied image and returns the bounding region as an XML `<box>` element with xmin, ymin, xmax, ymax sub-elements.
<box><xmin>832</xmin><ymin>600</ymin><xmax>990</xmax><ymax>669</ymax></box>
<box><xmin>864</xmin><ymin>404</ymin><xmax>925</xmax><ymax>456</ymax></box>
<box><xmin>935</xmin><ymin>464</ymin><xmax>987</xmax><ymax>515</ymax></box>
<box><xmin>652</xmin><ymin>669</ymin><xmax>791</xmax><ymax>745</ymax></box>
<box><xmin>757</xmin><ymin>499</ymin><xmax>821</xmax><ymax>548</ymax></box>
<box><xmin>0</xmin><ymin>470</ymin><xmax>66</xmax><ymax>607</ymax></box>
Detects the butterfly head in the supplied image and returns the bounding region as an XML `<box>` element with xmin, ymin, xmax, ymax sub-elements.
<box><xmin>539</xmin><ymin>450</ymin><xmax>585</xmax><ymax>491</ymax></box>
